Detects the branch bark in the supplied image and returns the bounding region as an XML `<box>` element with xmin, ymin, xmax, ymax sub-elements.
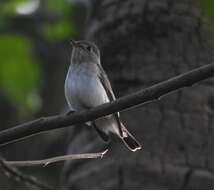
<box><xmin>5</xmin><ymin>149</ymin><xmax>108</xmax><ymax>167</ymax></box>
<box><xmin>0</xmin><ymin>158</ymin><xmax>55</xmax><ymax>190</ymax></box>
<box><xmin>0</xmin><ymin>62</ymin><xmax>214</xmax><ymax>146</ymax></box>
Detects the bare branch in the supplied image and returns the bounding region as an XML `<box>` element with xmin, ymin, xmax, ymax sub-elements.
<box><xmin>0</xmin><ymin>157</ymin><xmax>55</xmax><ymax>190</ymax></box>
<box><xmin>0</xmin><ymin>62</ymin><xmax>214</xmax><ymax>146</ymax></box>
<box><xmin>5</xmin><ymin>149</ymin><xmax>108</xmax><ymax>167</ymax></box>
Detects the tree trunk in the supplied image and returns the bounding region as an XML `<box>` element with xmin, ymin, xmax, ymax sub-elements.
<box><xmin>62</xmin><ymin>0</ymin><xmax>214</xmax><ymax>189</ymax></box>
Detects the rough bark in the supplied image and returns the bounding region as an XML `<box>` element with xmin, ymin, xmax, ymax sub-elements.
<box><xmin>62</xmin><ymin>0</ymin><xmax>214</xmax><ymax>189</ymax></box>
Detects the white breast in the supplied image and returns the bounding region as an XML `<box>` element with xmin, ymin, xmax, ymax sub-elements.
<box><xmin>64</xmin><ymin>63</ymin><xmax>109</xmax><ymax>111</ymax></box>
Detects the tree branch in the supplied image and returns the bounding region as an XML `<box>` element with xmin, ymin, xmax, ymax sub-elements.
<box><xmin>0</xmin><ymin>62</ymin><xmax>214</xmax><ymax>146</ymax></box>
<box><xmin>0</xmin><ymin>157</ymin><xmax>55</xmax><ymax>190</ymax></box>
<box><xmin>5</xmin><ymin>149</ymin><xmax>108</xmax><ymax>167</ymax></box>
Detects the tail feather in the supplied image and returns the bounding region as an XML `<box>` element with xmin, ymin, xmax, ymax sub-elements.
<box><xmin>121</xmin><ymin>124</ymin><xmax>142</xmax><ymax>152</ymax></box>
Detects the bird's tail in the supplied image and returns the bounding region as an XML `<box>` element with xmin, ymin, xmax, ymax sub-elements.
<box><xmin>120</xmin><ymin>124</ymin><xmax>142</xmax><ymax>152</ymax></box>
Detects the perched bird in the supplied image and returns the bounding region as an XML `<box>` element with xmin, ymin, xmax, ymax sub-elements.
<box><xmin>64</xmin><ymin>40</ymin><xmax>142</xmax><ymax>151</ymax></box>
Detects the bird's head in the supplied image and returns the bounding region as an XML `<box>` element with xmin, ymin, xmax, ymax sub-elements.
<box><xmin>70</xmin><ymin>40</ymin><xmax>100</xmax><ymax>65</ymax></box>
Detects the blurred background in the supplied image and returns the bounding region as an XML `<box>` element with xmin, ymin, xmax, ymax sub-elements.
<box><xmin>1</xmin><ymin>0</ymin><xmax>214</xmax><ymax>190</ymax></box>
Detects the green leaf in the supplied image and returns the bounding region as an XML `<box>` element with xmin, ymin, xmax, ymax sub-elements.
<box><xmin>44</xmin><ymin>0</ymin><xmax>70</xmax><ymax>14</ymax></box>
<box><xmin>198</xmin><ymin>0</ymin><xmax>214</xmax><ymax>24</ymax></box>
<box><xmin>0</xmin><ymin>34</ymin><xmax>40</xmax><ymax>115</ymax></box>
<box><xmin>42</xmin><ymin>20</ymin><xmax>76</xmax><ymax>39</ymax></box>
<box><xmin>41</xmin><ymin>0</ymin><xmax>76</xmax><ymax>39</ymax></box>
<box><xmin>0</xmin><ymin>0</ymin><xmax>27</xmax><ymax>14</ymax></box>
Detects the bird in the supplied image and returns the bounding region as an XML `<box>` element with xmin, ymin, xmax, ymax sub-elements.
<box><xmin>64</xmin><ymin>39</ymin><xmax>142</xmax><ymax>152</ymax></box>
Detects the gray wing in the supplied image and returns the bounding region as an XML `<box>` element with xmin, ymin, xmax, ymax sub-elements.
<box><xmin>97</xmin><ymin>64</ymin><xmax>116</xmax><ymax>101</ymax></box>
<box><xmin>97</xmin><ymin>64</ymin><xmax>123</xmax><ymax>136</ymax></box>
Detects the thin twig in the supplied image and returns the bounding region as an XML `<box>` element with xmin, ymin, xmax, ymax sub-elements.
<box><xmin>5</xmin><ymin>149</ymin><xmax>108</xmax><ymax>167</ymax></box>
<box><xmin>0</xmin><ymin>157</ymin><xmax>55</xmax><ymax>190</ymax></box>
<box><xmin>0</xmin><ymin>62</ymin><xmax>214</xmax><ymax>146</ymax></box>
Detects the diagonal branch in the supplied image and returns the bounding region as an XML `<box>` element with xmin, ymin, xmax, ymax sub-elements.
<box><xmin>0</xmin><ymin>62</ymin><xmax>214</xmax><ymax>146</ymax></box>
<box><xmin>0</xmin><ymin>157</ymin><xmax>55</xmax><ymax>190</ymax></box>
<box><xmin>5</xmin><ymin>149</ymin><xmax>108</xmax><ymax>167</ymax></box>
